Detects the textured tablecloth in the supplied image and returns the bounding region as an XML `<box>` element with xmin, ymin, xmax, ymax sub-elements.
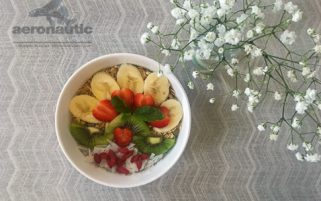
<box><xmin>1</xmin><ymin>0</ymin><xmax>321</xmax><ymax>200</ymax></box>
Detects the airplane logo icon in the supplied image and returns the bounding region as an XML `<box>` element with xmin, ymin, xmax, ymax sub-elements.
<box><xmin>29</xmin><ymin>0</ymin><xmax>76</xmax><ymax>26</ymax></box>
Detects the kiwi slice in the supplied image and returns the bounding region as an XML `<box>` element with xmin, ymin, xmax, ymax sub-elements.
<box><xmin>70</xmin><ymin>122</ymin><xmax>113</xmax><ymax>148</ymax></box>
<box><xmin>133</xmin><ymin>136</ymin><xmax>176</xmax><ymax>155</ymax></box>
<box><xmin>104</xmin><ymin>114</ymin><xmax>127</xmax><ymax>140</ymax></box>
<box><xmin>126</xmin><ymin>116</ymin><xmax>151</xmax><ymax>136</ymax></box>
<box><xmin>69</xmin><ymin>123</ymin><xmax>93</xmax><ymax>148</ymax></box>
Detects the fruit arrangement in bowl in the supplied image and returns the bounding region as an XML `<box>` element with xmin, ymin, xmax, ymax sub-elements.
<box><xmin>68</xmin><ymin>63</ymin><xmax>183</xmax><ymax>175</ymax></box>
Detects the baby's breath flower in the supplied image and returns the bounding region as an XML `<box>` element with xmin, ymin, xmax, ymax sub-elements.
<box><xmin>176</xmin><ymin>18</ymin><xmax>186</xmax><ymax>25</ymax></box>
<box><xmin>307</xmin><ymin>28</ymin><xmax>314</xmax><ymax>35</ymax></box>
<box><xmin>251</xmin><ymin>46</ymin><xmax>262</xmax><ymax>58</ymax></box>
<box><xmin>295</xmin><ymin>101</ymin><xmax>308</xmax><ymax>114</ymax></box>
<box><xmin>292</xmin><ymin>10</ymin><xmax>302</xmax><ymax>22</ymax></box>
<box><xmin>254</xmin><ymin>22</ymin><xmax>265</xmax><ymax>34</ymax></box>
<box><xmin>274</xmin><ymin>91</ymin><xmax>282</xmax><ymax>101</ymax></box>
<box><xmin>312</xmin><ymin>34</ymin><xmax>320</xmax><ymax>43</ymax></box>
<box><xmin>295</xmin><ymin>152</ymin><xmax>304</xmax><ymax>161</ymax></box>
<box><xmin>231</xmin><ymin>104</ymin><xmax>239</xmax><ymax>111</ymax></box>
<box><xmin>171</xmin><ymin>39</ymin><xmax>181</xmax><ymax>49</ymax></box>
<box><xmin>236</xmin><ymin>13</ymin><xmax>248</xmax><ymax>24</ymax></box>
<box><xmin>209</xmin><ymin>98</ymin><xmax>216</xmax><ymax>104</ymax></box>
<box><xmin>161</xmin><ymin>49</ymin><xmax>170</xmax><ymax>56</ymax></box>
<box><xmin>192</xmin><ymin>71</ymin><xmax>199</xmax><ymax>79</ymax></box>
<box><xmin>226</xmin><ymin>66</ymin><xmax>235</xmax><ymax>77</ymax></box>
<box><xmin>219</xmin><ymin>0</ymin><xmax>236</xmax><ymax>10</ymax></box>
<box><xmin>253</xmin><ymin>66</ymin><xmax>268</xmax><ymax>76</ymax></box>
<box><xmin>251</xmin><ymin>5</ymin><xmax>265</xmax><ymax>19</ymax></box>
<box><xmin>287</xmin><ymin>70</ymin><xmax>297</xmax><ymax>82</ymax></box>
<box><xmin>269</xmin><ymin>133</ymin><xmax>278</xmax><ymax>141</ymax></box>
<box><xmin>257</xmin><ymin>123</ymin><xmax>265</xmax><ymax>131</ymax></box>
<box><xmin>287</xmin><ymin>143</ymin><xmax>298</xmax><ymax>151</ymax></box>
<box><xmin>183</xmin><ymin>0</ymin><xmax>192</xmax><ymax>10</ymax></box>
<box><xmin>224</xmin><ymin>29</ymin><xmax>242</xmax><ymax>45</ymax></box>
<box><xmin>284</xmin><ymin>2</ymin><xmax>298</xmax><ymax>14</ymax></box>
<box><xmin>140</xmin><ymin>32</ymin><xmax>150</xmax><ymax>44</ymax></box>
<box><xmin>206</xmin><ymin>83</ymin><xmax>214</xmax><ymax>91</ymax></box>
<box><xmin>280</xmin><ymin>30</ymin><xmax>296</xmax><ymax>45</ymax></box>
<box><xmin>162</xmin><ymin>64</ymin><xmax>172</xmax><ymax>74</ymax></box>
<box><xmin>232</xmin><ymin>89</ymin><xmax>240</xmax><ymax>98</ymax></box>
<box><xmin>151</xmin><ymin>26</ymin><xmax>159</xmax><ymax>34</ymax></box>
<box><xmin>308</xmin><ymin>71</ymin><xmax>316</xmax><ymax>79</ymax></box>
<box><xmin>188</xmin><ymin>9</ymin><xmax>199</xmax><ymax>19</ymax></box>
<box><xmin>216</xmin><ymin>8</ymin><xmax>226</xmax><ymax>18</ymax></box>
<box><xmin>291</xmin><ymin>117</ymin><xmax>301</xmax><ymax>129</ymax></box>
<box><xmin>244</xmin><ymin>73</ymin><xmax>250</xmax><ymax>82</ymax></box>
<box><xmin>171</xmin><ymin>7</ymin><xmax>186</xmax><ymax>19</ymax></box>
<box><xmin>304</xmin><ymin>88</ymin><xmax>316</xmax><ymax>104</ymax></box>
<box><xmin>231</xmin><ymin>58</ymin><xmax>239</xmax><ymax>65</ymax></box>
<box><xmin>313</xmin><ymin>45</ymin><xmax>321</xmax><ymax>54</ymax></box>
<box><xmin>184</xmin><ymin>49</ymin><xmax>195</xmax><ymax>60</ymax></box>
<box><xmin>218</xmin><ymin>47</ymin><xmax>224</xmax><ymax>54</ymax></box>
<box><xmin>187</xmin><ymin>81</ymin><xmax>194</xmax><ymax>89</ymax></box>
<box><xmin>273</xmin><ymin>0</ymin><xmax>283</xmax><ymax>12</ymax></box>
<box><xmin>301</xmin><ymin>67</ymin><xmax>311</xmax><ymax>77</ymax></box>
<box><xmin>147</xmin><ymin>22</ymin><xmax>153</xmax><ymax>29</ymax></box>
<box><xmin>306</xmin><ymin>153</ymin><xmax>321</xmax><ymax>162</ymax></box>
<box><xmin>302</xmin><ymin>142</ymin><xmax>313</xmax><ymax>151</ymax></box>
<box><xmin>205</xmin><ymin>32</ymin><xmax>216</xmax><ymax>42</ymax></box>
<box><xmin>246</xmin><ymin>30</ymin><xmax>254</xmax><ymax>39</ymax></box>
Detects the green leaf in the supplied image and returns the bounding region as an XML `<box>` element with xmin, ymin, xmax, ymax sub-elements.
<box><xmin>111</xmin><ymin>96</ymin><xmax>131</xmax><ymax>113</ymax></box>
<box><xmin>133</xmin><ymin>106</ymin><xmax>163</xmax><ymax>122</ymax></box>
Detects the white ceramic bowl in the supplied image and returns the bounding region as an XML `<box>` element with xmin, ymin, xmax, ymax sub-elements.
<box><xmin>55</xmin><ymin>53</ymin><xmax>191</xmax><ymax>188</ymax></box>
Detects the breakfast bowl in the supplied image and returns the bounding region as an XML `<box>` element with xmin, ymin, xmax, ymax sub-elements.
<box><xmin>55</xmin><ymin>53</ymin><xmax>191</xmax><ymax>188</ymax></box>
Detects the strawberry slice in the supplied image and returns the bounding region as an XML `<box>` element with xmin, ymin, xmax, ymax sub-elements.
<box><xmin>118</xmin><ymin>147</ymin><xmax>130</xmax><ymax>154</ymax></box>
<box><xmin>130</xmin><ymin>154</ymin><xmax>150</xmax><ymax>170</ymax></box>
<box><xmin>134</xmin><ymin>93</ymin><xmax>155</xmax><ymax>107</ymax></box>
<box><xmin>117</xmin><ymin>150</ymin><xmax>134</xmax><ymax>166</ymax></box>
<box><xmin>112</xmin><ymin>88</ymin><xmax>134</xmax><ymax>107</ymax></box>
<box><xmin>99</xmin><ymin>150</ymin><xmax>116</xmax><ymax>168</ymax></box>
<box><xmin>136</xmin><ymin>160</ymin><xmax>143</xmax><ymax>170</ymax></box>
<box><xmin>92</xmin><ymin>100</ymin><xmax>118</xmax><ymax>122</ymax></box>
<box><xmin>149</xmin><ymin>106</ymin><xmax>170</xmax><ymax>128</ymax></box>
<box><xmin>93</xmin><ymin>153</ymin><xmax>101</xmax><ymax>164</ymax></box>
<box><xmin>113</xmin><ymin>128</ymin><xmax>133</xmax><ymax>147</ymax></box>
<box><xmin>116</xmin><ymin>166</ymin><xmax>130</xmax><ymax>175</ymax></box>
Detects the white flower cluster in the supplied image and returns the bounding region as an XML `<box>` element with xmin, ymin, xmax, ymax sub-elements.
<box><xmin>244</xmin><ymin>88</ymin><xmax>261</xmax><ymax>112</ymax></box>
<box><xmin>294</xmin><ymin>88</ymin><xmax>317</xmax><ymax>114</ymax></box>
<box><xmin>142</xmin><ymin>0</ymin><xmax>321</xmax><ymax>163</ymax></box>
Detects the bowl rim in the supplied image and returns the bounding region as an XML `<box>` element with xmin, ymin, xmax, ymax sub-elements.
<box><xmin>55</xmin><ymin>53</ymin><xmax>191</xmax><ymax>188</ymax></box>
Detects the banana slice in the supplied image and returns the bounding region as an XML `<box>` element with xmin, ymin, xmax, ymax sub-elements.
<box><xmin>116</xmin><ymin>64</ymin><xmax>144</xmax><ymax>93</ymax></box>
<box><xmin>69</xmin><ymin>95</ymin><xmax>100</xmax><ymax>123</ymax></box>
<box><xmin>154</xmin><ymin>99</ymin><xmax>183</xmax><ymax>133</ymax></box>
<box><xmin>144</xmin><ymin>72</ymin><xmax>170</xmax><ymax>105</ymax></box>
<box><xmin>91</xmin><ymin>72</ymin><xmax>120</xmax><ymax>100</ymax></box>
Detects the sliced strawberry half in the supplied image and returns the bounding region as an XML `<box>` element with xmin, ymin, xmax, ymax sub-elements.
<box><xmin>149</xmin><ymin>106</ymin><xmax>170</xmax><ymax>128</ymax></box>
<box><xmin>116</xmin><ymin>166</ymin><xmax>130</xmax><ymax>175</ymax></box>
<box><xmin>134</xmin><ymin>93</ymin><xmax>155</xmax><ymax>107</ymax></box>
<box><xmin>92</xmin><ymin>99</ymin><xmax>118</xmax><ymax>122</ymax></box>
<box><xmin>113</xmin><ymin>128</ymin><xmax>133</xmax><ymax>147</ymax></box>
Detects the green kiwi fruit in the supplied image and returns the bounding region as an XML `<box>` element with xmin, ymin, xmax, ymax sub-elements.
<box><xmin>133</xmin><ymin>136</ymin><xmax>176</xmax><ymax>155</ymax></box>
<box><xmin>104</xmin><ymin>114</ymin><xmax>127</xmax><ymax>140</ymax></box>
<box><xmin>126</xmin><ymin>116</ymin><xmax>151</xmax><ymax>136</ymax></box>
<box><xmin>69</xmin><ymin>123</ymin><xmax>93</xmax><ymax>148</ymax></box>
